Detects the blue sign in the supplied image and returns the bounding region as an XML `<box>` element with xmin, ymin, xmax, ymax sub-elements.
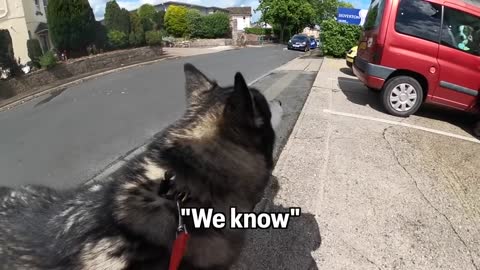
<box><xmin>337</xmin><ymin>8</ymin><xmax>369</xmax><ymax>26</ymax></box>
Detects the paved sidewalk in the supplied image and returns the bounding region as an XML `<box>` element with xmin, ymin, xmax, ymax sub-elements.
<box><xmin>234</xmin><ymin>58</ymin><xmax>480</xmax><ymax>270</ymax></box>
<box><xmin>162</xmin><ymin>46</ymin><xmax>236</xmax><ymax>57</ymax></box>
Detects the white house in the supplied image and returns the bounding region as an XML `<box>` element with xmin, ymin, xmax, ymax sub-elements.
<box><xmin>0</xmin><ymin>0</ymin><xmax>53</xmax><ymax>64</ymax></box>
<box><xmin>226</xmin><ymin>7</ymin><xmax>252</xmax><ymax>31</ymax></box>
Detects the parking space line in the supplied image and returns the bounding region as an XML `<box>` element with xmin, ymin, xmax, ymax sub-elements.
<box><xmin>323</xmin><ymin>109</ymin><xmax>480</xmax><ymax>144</ymax></box>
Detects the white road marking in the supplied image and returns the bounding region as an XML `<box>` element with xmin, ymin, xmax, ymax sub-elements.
<box><xmin>323</xmin><ymin>109</ymin><xmax>480</xmax><ymax>144</ymax></box>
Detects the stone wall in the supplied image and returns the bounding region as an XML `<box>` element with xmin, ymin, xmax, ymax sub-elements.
<box><xmin>0</xmin><ymin>46</ymin><xmax>164</xmax><ymax>100</ymax></box>
<box><xmin>189</xmin><ymin>38</ymin><xmax>233</xmax><ymax>47</ymax></box>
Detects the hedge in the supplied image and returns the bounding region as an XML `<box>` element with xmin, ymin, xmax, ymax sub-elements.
<box><xmin>320</xmin><ymin>19</ymin><xmax>361</xmax><ymax>58</ymax></box>
<box><xmin>244</xmin><ymin>27</ymin><xmax>272</xmax><ymax>36</ymax></box>
<box><xmin>200</xmin><ymin>12</ymin><xmax>230</xmax><ymax>39</ymax></box>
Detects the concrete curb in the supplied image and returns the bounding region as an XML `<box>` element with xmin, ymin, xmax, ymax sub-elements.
<box><xmin>0</xmin><ymin>55</ymin><xmax>180</xmax><ymax>112</ymax></box>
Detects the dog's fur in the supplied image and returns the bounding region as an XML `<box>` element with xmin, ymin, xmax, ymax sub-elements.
<box><xmin>0</xmin><ymin>64</ymin><xmax>282</xmax><ymax>270</ymax></box>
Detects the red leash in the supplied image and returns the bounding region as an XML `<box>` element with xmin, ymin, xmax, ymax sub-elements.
<box><xmin>169</xmin><ymin>200</ymin><xmax>190</xmax><ymax>270</ymax></box>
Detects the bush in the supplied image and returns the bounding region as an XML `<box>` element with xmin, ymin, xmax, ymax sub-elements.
<box><xmin>164</xmin><ymin>5</ymin><xmax>188</xmax><ymax>37</ymax></box>
<box><xmin>244</xmin><ymin>27</ymin><xmax>272</xmax><ymax>36</ymax></box>
<box><xmin>39</xmin><ymin>51</ymin><xmax>57</xmax><ymax>69</ymax></box>
<box><xmin>27</xmin><ymin>39</ymin><xmax>43</xmax><ymax>68</ymax></box>
<box><xmin>145</xmin><ymin>30</ymin><xmax>162</xmax><ymax>46</ymax></box>
<box><xmin>108</xmin><ymin>30</ymin><xmax>128</xmax><ymax>49</ymax></box>
<box><xmin>320</xmin><ymin>19</ymin><xmax>361</xmax><ymax>57</ymax></box>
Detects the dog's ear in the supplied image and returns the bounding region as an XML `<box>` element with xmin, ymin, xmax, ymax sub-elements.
<box><xmin>224</xmin><ymin>72</ymin><xmax>262</xmax><ymax>127</ymax></box>
<box><xmin>184</xmin><ymin>63</ymin><xmax>215</xmax><ymax>103</ymax></box>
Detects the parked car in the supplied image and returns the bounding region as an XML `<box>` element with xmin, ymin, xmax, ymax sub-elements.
<box><xmin>346</xmin><ymin>46</ymin><xmax>357</xmax><ymax>68</ymax></box>
<box><xmin>309</xmin><ymin>36</ymin><xmax>318</xmax><ymax>49</ymax></box>
<box><xmin>287</xmin><ymin>34</ymin><xmax>310</xmax><ymax>52</ymax></box>
<box><xmin>353</xmin><ymin>0</ymin><xmax>480</xmax><ymax>119</ymax></box>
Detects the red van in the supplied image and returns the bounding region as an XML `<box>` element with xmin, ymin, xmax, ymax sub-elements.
<box><xmin>353</xmin><ymin>0</ymin><xmax>480</xmax><ymax>118</ymax></box>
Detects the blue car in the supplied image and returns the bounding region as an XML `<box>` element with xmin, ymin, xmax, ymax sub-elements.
<box><xmin>309</xmin><ymin>37</ymin><xmax>318</xmax><ymax>49</ymax></box>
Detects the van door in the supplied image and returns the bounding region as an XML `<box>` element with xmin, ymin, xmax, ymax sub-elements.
<box><xmin>434</xmin><ymin>4</ymin><xmax>480</xmax><ymax>110</ymax></box>
<box><xmin>357</xmin><ymin>0</ymin><xmax>387</xmax><ymax>64</ymax></box>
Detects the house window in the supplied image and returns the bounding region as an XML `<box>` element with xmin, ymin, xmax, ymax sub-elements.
<box><xmin>43</xmin><ymin>0</ymin><xmax>47</xmax><ymax>13</ymax></box>
<box><xmin>34</xmin><ymin>0</ymin><xmax>39</xmax><ymax>7</ymax></box>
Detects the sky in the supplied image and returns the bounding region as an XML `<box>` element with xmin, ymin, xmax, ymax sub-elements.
<box><xmin>88</xmin><ymin>0</ymin><xmax>372</xmax><ymax>21</ymax></box>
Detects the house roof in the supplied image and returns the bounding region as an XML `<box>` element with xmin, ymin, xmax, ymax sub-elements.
<box><xmin>158</xmin><ymin>1</ymin><xmax>230</xmax><ymax>13</ymax></box>
<box><xmin>35</xmin><ymin>22</ymin><xmax>48</xmax><ymax>34</ymax></box>
<box><xmin>226</xmin><ymin>7</ymin><xmax>252</xmax><ymax>16</ymax></box>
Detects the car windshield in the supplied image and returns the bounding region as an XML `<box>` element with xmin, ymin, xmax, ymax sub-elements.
<box><xmin>292</xmin><ymin>35</ymin><xmax>307</xmax><ymax>41</ymax></box>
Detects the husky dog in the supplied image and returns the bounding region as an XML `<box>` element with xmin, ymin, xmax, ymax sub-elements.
<box><xmin>0</xmin><ymin>64</ymin><xmax>283</xmax><ymax>270</ymax></box>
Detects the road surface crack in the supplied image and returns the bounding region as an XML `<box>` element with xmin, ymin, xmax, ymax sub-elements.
<box><xmin>383</xmin><ymin>126</ymin><xmax>479</xmax><ymax>270</ymax></box>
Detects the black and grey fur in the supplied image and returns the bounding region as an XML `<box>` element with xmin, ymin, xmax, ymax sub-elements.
<box><xmin>0</xmin><ymin>64</ymin><xmax>283</xmax><ymax>270</ymax></box>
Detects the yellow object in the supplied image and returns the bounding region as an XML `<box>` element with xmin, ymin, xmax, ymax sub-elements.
<box><xmin>346</xmin><ymin>46</ymin><xmax>358</xmax><ymax>68</ymax></box>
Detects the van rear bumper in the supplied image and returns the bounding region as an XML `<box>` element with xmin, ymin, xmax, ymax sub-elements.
<box><xmin>353</xmin><ymin>57</ymin><xmax>395</xmax><ymax>90</ymax></box>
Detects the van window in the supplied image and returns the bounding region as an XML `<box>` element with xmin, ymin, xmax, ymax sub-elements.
<box><xmin>364</xmin><ymin>0</ymin><xmax>386</xmax><ymax>30</ymax></box>
<box><xmin>395</xmin><ymin>0</ymin><xmax>442</xmax><ymax>43</ymax></box>
<box><xmin>441</xmin><ymin>7</ymin><xmax>480</xmax><ymax>56</ymax></box>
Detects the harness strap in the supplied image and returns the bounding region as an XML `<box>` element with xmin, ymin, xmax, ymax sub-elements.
<box><xmin>169</xmin><ymin>199</ymin><xmax>190</xmax><ymax>270</ymax></box>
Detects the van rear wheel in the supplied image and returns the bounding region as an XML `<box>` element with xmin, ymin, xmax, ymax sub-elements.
<box><xmin>382</xmin><ymin>76</ymin><xmax>423</xmax><ymax>117</ymax></box>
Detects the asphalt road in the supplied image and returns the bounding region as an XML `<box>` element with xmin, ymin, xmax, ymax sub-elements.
<box><xmin>0</xmin><ymin>46</ymin><xmax>305</xmax><ymax>188</ymax></box>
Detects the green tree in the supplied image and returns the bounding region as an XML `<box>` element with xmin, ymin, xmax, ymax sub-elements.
<box><xmin>164</xmin><ymin>5</ymin><xmax>188</xmax><ymax>37</ymax></box>
<box><xmin>311</xmin><ymin>0</ymin><xmax>355</xmax><ymax>23</ymax></box>
<box><xmin>138</xmin><ymin>4</ymin><xmax>157</xmax><ymax>32</ymax></box>
<box><xmin>257</xmin><ymin>0</ymin><xmax>315</xmax><ymax>43</ymax></box>
<box><xmin>119</xmin><ymin>8</ymin><xmax>131</xmax><ymax>34</ymax></box>
<box><xmin>94</xmin><ymin>21</ymin><xmax>108</xmax><ymax>49</ymax></box>
<box><xmin>153</xmin><ymin>10</ymin><xmax>165</xmax><ymax>30</ymax></box>
<box><xmin>105</xmin><ymin>1</ymin><xmax>121</xmax><ymax>31</ymax></box>
<box><xmin>129</xmin><ymin>12</ymin><xmax>145</xmax><ymax>47</ymax></box>
<box><xmin>47</xmin><ymin>0</ymin><xmax>96</xmax><ymax>55</ymax></box>
<box><xmin>104</xmin><ymin>1</ymin><xmax>130</xmax><ymax>34</ymax></box>
<box><xmin>185</xmin><ymin>9</ymin><xmax>203</xmax><ymax>38</ymax></box>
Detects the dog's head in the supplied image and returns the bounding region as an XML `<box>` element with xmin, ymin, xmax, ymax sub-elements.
<box><xmin>170</xmin><ymin>63</ymin><xmax>282</xmax><ymax>169</ymax></box>
<box><xmin>112</xmin><ymin>64</ymin><xmax>282</xmax><ymax>252</ymax></box>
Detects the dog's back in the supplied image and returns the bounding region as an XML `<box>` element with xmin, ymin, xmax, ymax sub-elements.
<box><xmin>0</xmin><ymin>64</ymin><xmax>282</xmax><ymax>270</ymax></box>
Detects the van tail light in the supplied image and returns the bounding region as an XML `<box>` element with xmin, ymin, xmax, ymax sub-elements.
<box><xmin>372</xmin><ymin>44</ymin><xmax>383</xmax><ymax>64</ymax></box>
